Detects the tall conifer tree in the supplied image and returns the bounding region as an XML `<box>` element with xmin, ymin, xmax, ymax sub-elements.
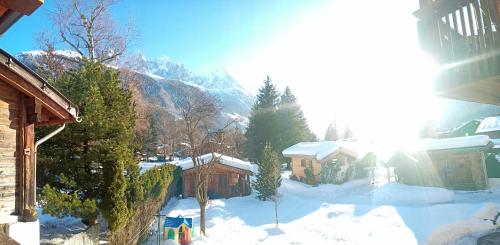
<box><xmin>38</xmin><ymin>60</ymin><xmax>136</xmax><ymax>231</ymax></box>
<box><xmin>276</xmin><ymin>86</ymin><xmax>315</xmax><ymax>153</ymax></box>
<box><xmin>245</xmin><ymin>76</ymin><xmax>280</xmax><ymax>161</ymax></box>
<box><xmin>324</xmin><ymin>121</ymin><xmax>339</xmax><ymax>141</ymax></box>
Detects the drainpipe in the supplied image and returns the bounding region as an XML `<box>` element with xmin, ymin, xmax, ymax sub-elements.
<box><xmin>34</xmin><ymin>124</ymin><xmax>66</xmax><ymax>204</ymax></box>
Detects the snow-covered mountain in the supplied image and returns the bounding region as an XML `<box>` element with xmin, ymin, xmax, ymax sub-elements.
<box><xmin>16</xmin><ymin>50</ymin><xmax>254</xmax><ymax>127</ymax></box>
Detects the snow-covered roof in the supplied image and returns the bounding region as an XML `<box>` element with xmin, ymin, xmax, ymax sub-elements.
<box><xmin>177</xmin><ymin>153</ymin><xmax>253</xmax><ymax>172</ymax></box>
<box><xmin>476</xmin><ymin>116</ymin><xmax>500</xmax><ymax>133</ymax></box>
<box><xmin>282</xmin><ymin>141</ymin><xmax>358</xmax><ymax>161</ymax></box>
<box><xmin>492</xmin><ymin>139</ymin><xmax>500</xmax><ymax>149</ymax></box>
<box><xmin>413</xmin><ymin>135</ymin><xmax>491</xmax><ymax>151</ymax></box>
<box><xmin>282</xmin><ymin>141</ymin><xmax>338</xmax><ymax>160</ymax></box>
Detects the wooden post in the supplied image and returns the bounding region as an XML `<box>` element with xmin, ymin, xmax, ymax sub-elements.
<box><xmin>22</xmin><ymin>122</ymin><xmax>36</xmax><ymax>221</ymax></box>
<box><xmin>18</xmin><ymin>96</ymin><xmax>37</xmax><ymax>222</ymax></box>
<box><xmin>16</xmin><ymin>95</ymin><xmax>25</xmax><ymax>217</ymax></box>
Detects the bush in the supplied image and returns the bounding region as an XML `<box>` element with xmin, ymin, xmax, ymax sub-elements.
<box><xmin>320</xmin><ymin>160</ymin><xmax>354</xmax><ymax>184</ymax></box>
<box><xmin>252</xmin><ymin>144</ymin><xmax>281</xmax><ymax>201</ymax></box>
<box><xmin>110</xmin><ymin>164</ymin><xmax>181</xmax><ymax>244</ymax></box>
<box><xmin>304</xmin><ymin>167</ymin><xmax>318</xmax><ymax>186</ymax></box>
<box><xmin>289</xmin><ymin>174</ymin><xmax>299</xmax><ymax>181</ymax></box>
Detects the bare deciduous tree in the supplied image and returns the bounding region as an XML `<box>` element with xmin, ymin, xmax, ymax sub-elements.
<box><xmin>175</xmin><ymin>88</ymin><xmax>234</xmax><ymax>235</ymax></box>
<box><xmin>49</xmin><ymin>0</ymin><xmax>134</xmax><ymax>63</ymax></box>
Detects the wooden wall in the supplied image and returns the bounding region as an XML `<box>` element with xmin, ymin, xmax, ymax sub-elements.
<box><xmin>182</xmin><ymin>163</ymin><xmax>251</xmax><ymax>198</ymax></box>
<box><xmin>291</xmin><ymin>157</ymin><xmax>320</xmax><ymax>180</ymax></box>
<box><xmin>290</xmin><ymin>153</ymin><xmax>353</xmax><ymax>181</ymax></box>
<box><xmin>0</xmin><ymin>80</ymin><xmax>18</xmax><ymax>217</ymax></box>
<box><xmin>395</xmin><ymin>149</ymin><xmax>488</xmax><ymax>190</ymax></box>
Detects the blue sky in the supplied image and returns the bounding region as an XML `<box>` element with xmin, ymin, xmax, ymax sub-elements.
<box><xmin>0</xmin><ymin>0</ymin><xmax>331</xmax><ymax>72</ymax></box>
<box><xmin>0</xmin><ymin>0</ymin><xmax>445</xmax><ymax>141</ymax></box>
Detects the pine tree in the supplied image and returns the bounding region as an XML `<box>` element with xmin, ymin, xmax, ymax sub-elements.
<box><xmin>38</xmin><ymin>60</ymin><xmax>136</xmax><ymax>231</ymax></box>
<box><xmin>245</xmin><ymin>76</ymin><xmax>280</xmax><ymax>161</ymax></box>
<box><xmin>252</xmin><ymin>143</ymin><xmax>281</xmax><ymax>201</ymax></box>
<box><xmin>324</xmin><ymin>121</ymin><xmax>339</xmax><ymax>141</ymax></box>
<box><xmin>276</xmin><ymin>86</ymin><xmax>315</xmax><ymax>153</ymax></box>
<box><xmin>343</xmin><ymin>125</ymin><xmax>354</xmax><ymax>139</ymax></box>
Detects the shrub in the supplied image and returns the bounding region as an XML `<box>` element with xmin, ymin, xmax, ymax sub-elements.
<box><xmin>320</xmin><ymin>160</ymin><xmax>354</xmax><ymax>184</ymax></box>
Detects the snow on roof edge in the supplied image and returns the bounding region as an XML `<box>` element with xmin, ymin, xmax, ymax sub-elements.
<box><xmin>177</xmin><ymin>153</ymin><xmax>253</xmax><ymax>172</ymax></box>
<box><xmin>414</xmin><ymin>135</ymin><xmax>491</xmax><ymax>151</ymax></box>
<box><xmin>282</xmin><ymin>141</ymin><xmax>358</xmax><ymax>161</ymax></box>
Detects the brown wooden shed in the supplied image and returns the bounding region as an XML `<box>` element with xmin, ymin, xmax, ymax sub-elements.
<box><xmin>179</xmin><ymin>153</ymin><xmax>253</xmax><ymax>198</ymax></box>
<box><xmin>389</xmin><ymin>136</ymin><xmax>492</xmax><ymax>190</ymax></box>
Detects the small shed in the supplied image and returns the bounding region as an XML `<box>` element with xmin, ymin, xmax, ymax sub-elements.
<box><xmin>163</xmin><ymin>215</ymin><xmax>193</xmax><ymax>245</ymax></box>
<box><xmin>282</xmin><ymin>141</ymin><xmax>358</xmax><ymax>183</ymax></box>
<box><xmin>178</xmin><ymin>153</ymin><xmax>253</xmax><ymax>198</ymax></box>
<box><xmin>390</xmin><ymin>136</ymin><xmax>492</xmax><ymax>190</ymax></box>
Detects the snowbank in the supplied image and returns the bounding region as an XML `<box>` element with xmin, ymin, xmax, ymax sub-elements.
<box><xmin>424</xmin><ymin>203</ymin><xmax>500</xmax><ymax>245</ymax></box>
<box><xmin>38</xmin><ymin>207</ymin><xmax>87</xmax><ymax>242</ymax></box>
<box><xmin>177</xmin><ymin>153</ymin><xmax>253</xmax><ymax>172</ymax></box>
<box><xmin>372</xmin><ymin>183</ymin><xmax>454</xmax><ymax>206</ymax></box>
<box><xmin>279</xmin><ymin>177</ymin><xmax>370</xmax><ymax>202</ymax></box>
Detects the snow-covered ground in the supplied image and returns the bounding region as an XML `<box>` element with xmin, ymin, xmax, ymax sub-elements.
<box><xmin>38</xmin><ymin>207</ymin><xmax>87</xmax><ymax>244</ymax></box>
<box><xmin>143</xmin><ymin>171</ymin><xmax>500</xmax><ymax>245</ymax></box>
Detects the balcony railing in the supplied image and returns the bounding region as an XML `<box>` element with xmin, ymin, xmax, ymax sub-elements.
<box><xmin>415</xmin><ymin>0</ymin><xmax>500</xmax><ymax>104</ymax></box>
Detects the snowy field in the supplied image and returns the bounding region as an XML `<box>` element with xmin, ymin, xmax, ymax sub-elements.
<box><xmin>144</xmin><ymin>171</ymin><xmax>500</xmax><ymax>245</ymax></box>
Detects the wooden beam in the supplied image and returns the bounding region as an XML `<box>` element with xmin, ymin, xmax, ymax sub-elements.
<box><xmin>26</xmin><ymin>97</ymin><xmax>41</xmax><ymax>124</ymax></box>
<box><xmin>0</xmin><ymin>0</ymin><xmax>43</xmax><ymax>16</ymax></box>
<box><xmin>0</xmin><ymin>64</ymin><xmax>74</xmax><ymax>122</ymax></box>
<box><xmin>15</xmin><ymin>95</ymin><xmax>25</xmax><ymax>216</ymax></box>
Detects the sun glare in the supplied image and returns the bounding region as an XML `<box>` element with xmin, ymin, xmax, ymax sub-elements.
<box><xmin>229</xmin><ymin>0</ymin><xmax>444</xmax><ymax>147</ymax></box>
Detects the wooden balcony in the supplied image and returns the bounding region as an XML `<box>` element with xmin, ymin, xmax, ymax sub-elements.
<box><xmin>415</xmin><ymin>0</ymin><xmax>500</xmax><ymax>105</ymax></box>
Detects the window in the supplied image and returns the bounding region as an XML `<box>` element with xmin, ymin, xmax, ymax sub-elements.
<box><xmin>219</xmin><ymin>174</ymin><xmax>228</xmax><ymax>190</ymax></box>
<box><xmin>301</xmin><ymin>159</ymin><xmax>306</xmax><ymax>167</ymax></box>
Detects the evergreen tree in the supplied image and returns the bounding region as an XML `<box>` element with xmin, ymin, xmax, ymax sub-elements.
<box><xmin>252</xmin><ymin>143</ymin><xmax>281</xmax><ymax>201</ymax></box>
<box><xmin>343</xmin><ymin>125</ymin><xmax>354</xmax><ymax>139</ymax></box>
<box><xmin>38</xmin><ymin>60</ymin><xmax>136</xmax><ymax>231</ymax></box>
<box><xmin>245</xmin><ymin>76</ymin><xmax>280</xmax><ymax>161</ymax></box>
<box><xmin>276</xmin><ymin>86</ymin><xmax>315</xmax><ymax>153</ymax></box>
<box><xmin>324</xmin><ymin>121</ymin><xmax>339</xmax><ymax>141</ymax></box>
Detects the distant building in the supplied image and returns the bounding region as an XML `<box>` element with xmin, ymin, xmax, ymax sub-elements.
<box><xmin>439</xmin><ymin>119</ymin><xmax>481</xmax><ymax>138</ymax></box>
<box><xmin>282</xmin><ymin>141</ymin><xmax>358</xmax><ymax>183</ymax></box>
<box><xmin>178</xmin><ymin>153</ymin><xmax>253</xmax><ymax>198</ymax></box>
<box><xmin>476</xmin><ymin>115</ymin><xmax>500</xmax><ymax>139</ymax></box>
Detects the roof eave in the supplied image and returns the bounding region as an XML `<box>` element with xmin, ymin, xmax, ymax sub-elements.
<box><xmin>0</xmin><ymin>49</ymin><xmax>79</xmax><ymax>123</ymax></box>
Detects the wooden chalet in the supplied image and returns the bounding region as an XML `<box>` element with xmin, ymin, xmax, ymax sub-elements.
<box><xmin>388</xmin><ymin>135</ymin><xmax>492</xmax><ymax>190</ymax></box>
<box><xmin>415</xmin><ymin>0</ymin><xmax>500</xmax><ymax>105</ymax></box>
<box><xmin>179</xmin><ymin>153</ymin><xmax>253</xmax><ymax>198</ymax></box>
<box><xmin>282</xmin><ymin>141</ymin><xmax>358</xmax><ymax>183</ymax></box>
<box><xmin>0</xmin><ymin>0</ymin><xmax>79</xmax><ymax>243</ymax></box>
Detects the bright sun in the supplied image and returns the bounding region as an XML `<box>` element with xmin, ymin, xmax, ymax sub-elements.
<box><xmin>229</xmin><ymin>0</ymin><xmax>444</xmax><ymax>146</ymax></box>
